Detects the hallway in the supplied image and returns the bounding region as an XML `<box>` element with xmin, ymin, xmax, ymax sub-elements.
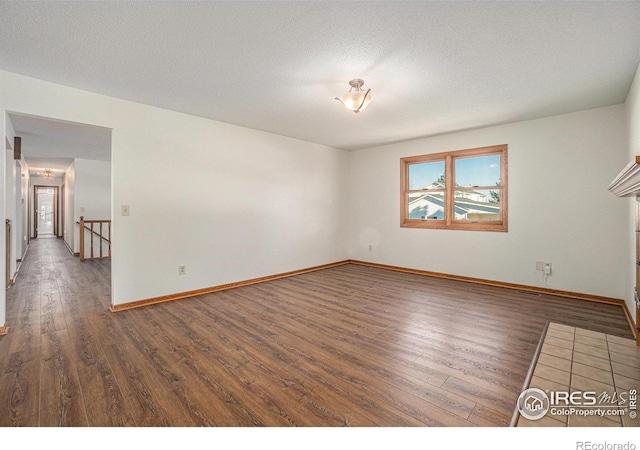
<box><xmin>0</xmin><ymin>237</ymin><xmax>111</xmax><ymax>425</ymax></box>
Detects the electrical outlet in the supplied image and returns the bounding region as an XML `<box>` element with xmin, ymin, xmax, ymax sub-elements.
<box><xmin>369</xmin><ymin>245</ymin><xmax>373</xmax><ymax>251</ymax></box>
<box><xmin>178</xmin><ymin>265</ymin><xmax>186</xmax><ymax>275</ymax></box>
<box><xmin>544</xmin><ymin>263</ymin><xmax>552</xmax><ymax>275</ymax></box>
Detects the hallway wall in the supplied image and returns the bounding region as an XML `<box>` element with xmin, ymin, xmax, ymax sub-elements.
<box><xmin>73</xmin><ymin>158</ymin><xmax>111</xmax><ymax>255</ymax></box>
<box><xmin>1</xmin><ymin>112</ymin><xmax>8</xmax><ymax>328</ymax></box>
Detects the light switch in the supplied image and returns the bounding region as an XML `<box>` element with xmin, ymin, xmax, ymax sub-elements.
<box><xmin>121</xmin><ymin>205</ymin><xmax>130</xmax><ymax>216</ymax></box>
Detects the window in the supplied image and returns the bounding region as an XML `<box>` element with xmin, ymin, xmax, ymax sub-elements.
<box><xmin>400</xmin><ymin>144</ymin><xmax>507</xmax><ymax>231</ymax></box>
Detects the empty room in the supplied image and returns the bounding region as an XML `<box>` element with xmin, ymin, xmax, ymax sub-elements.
<box><xmin>1</xmin><ymin>1</ymin><xmax>639</xmax><ymax>447</ymax></box>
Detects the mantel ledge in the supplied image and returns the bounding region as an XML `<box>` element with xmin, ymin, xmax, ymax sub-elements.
<box><xmin>609</xmin><ymin>156</ymin><xmax>640</xmax><ymax>197</ymax></box>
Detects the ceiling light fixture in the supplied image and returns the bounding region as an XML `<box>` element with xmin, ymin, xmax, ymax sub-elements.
<box><xmin>335</xmin><ymin>79</ymin><xmax>373</xmax><ymax>114</ymax></box>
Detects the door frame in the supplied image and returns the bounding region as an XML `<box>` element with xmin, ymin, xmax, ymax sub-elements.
<box><xmin>33</xmin><ymin>185</ymin><xmax>59</xmax><ymax>238</ymax></box>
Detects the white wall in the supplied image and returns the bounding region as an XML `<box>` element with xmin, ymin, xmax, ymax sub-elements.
<box><xmin>3</xmin><ymin>116</ymin><xmax>22</xmax><ymax>284</ymax></box>
<box><xmin>73</xmin><ymin>158</ymin><xmax>111</xmax><ymax>255</ymax></box>
<box><xmin>1</xmin><ymin>112</ymin><xmax>7</xmax><ymax>328</ymax></box>
<box><xmin>629</xmin><ymin>63</ymin><xmax>640</xmax><ymax>162</ymax></box>
<box><xmin>16</xmin><ymin>160</ymin><xmax>29</xmax><ymax>261</ymax></box>
<box><xmin>4</xmin><ymin>118</ymin><xmax>17</xmax><ymax>282</ymax></box>
<box><xmin>625</xmin><ymin>61</ymin><xmax>640</xmax><ymax>323</ymax></box>
<box><xmin>63</xmin><ymin>161</ymin><xmax>75</xmax><ymax>251</ymax></box>
<box><xmin>349</xmin><ymin>105</ymin><xmax>629</xmax><ymax>301</ymax></box>
<box><xmin>0</xmin><ymin>70</ymin><xmax>349</xmax><ymax>307</ymax></box>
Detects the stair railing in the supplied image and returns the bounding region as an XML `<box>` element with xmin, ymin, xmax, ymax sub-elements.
<box><xmin>78</xmin><ymin>216</ymin><xmax>111</xmax><ymax>261</ymax></box>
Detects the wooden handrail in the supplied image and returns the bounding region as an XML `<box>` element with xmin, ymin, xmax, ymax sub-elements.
<box><xmin>78</xmin><ymin>216</ymin><xmax>111</xmax><ymax>261</ymax></box>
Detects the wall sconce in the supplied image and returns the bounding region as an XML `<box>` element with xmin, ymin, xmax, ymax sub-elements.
<box><xmin>44</xmin><ymin>169</ymin><xmax>52</xmax><ymax>179</ymax></box>
<box><xmin>335</xmin><ymin>79</ymin><xmax>373</xmax><ymax>114</ymax></box>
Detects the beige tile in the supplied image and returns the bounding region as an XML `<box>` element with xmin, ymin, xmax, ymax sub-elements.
<box><xmin>529</xmin><ymin>375</ymin><xmax>569</xmax><ymax>393</ymax></box>
<box><xmin>613</xmin><ymin>373</ymin><xmax>640</xmax><ymax>391</ymax></box>
<box><xmin>542</xmin><ymin>342</ymin><xmax>573</xmax><ymax>360</ymax></box>
<box><xmin>571</xmin><ymin>374</ymin><xmax>615</xmax><ymax>395</ymax></box>
<box><xmin>537</xmin><ymin>352</ymin><xmax>572</xmax><ymax>373</ymax></box>
<box><xmin>609</xmin><ymin>350</ymin><xmax>640</xmax><ymax>371</ymax></box>
<box><xmin>516</xmin><ymin>414</ymin><xmax>566</xmax><ymax>427</ymax></box>
<box><xmin>568</xmin><ymin>411</ymin><xmax>621</xmax><ymax>427</ymax></box>
<box><xmin>523</xmin><ymin>326</ymin><xmax>637</xmax><ymax>430</ymax></box>
<box><xmin>575</xmin><ymin>328</ymin><xmax>606</xmax><ymax>340</ymax></box>
<box><xmin>572</xmin><ymin>362</ymin><xmax>614</xmax><ymax>385</ymax></box>
<box><xmin>575</xmin><ymin>333</ymin><xmax>608</xmax><ymax>349</ymax></box>
<box><xmin>615</xmin><ymin>386</ymin><xmax>639</xmax><ymax>414</ymax></box>
<box><xmin>533</xmin><ymin>363</ymin><xmax>571</xmax><ymax>386</ymax></box>
<box><xmin>606</xmin><ymin>334</ymin><xmax>637</xmax><ymax>348</ymax></box>
<box><xmin>548</xmin><ymin>323</ymin><xmax>575</xmax><ymax>333</ymax></box>
<box><xmin>544</xmin><ymin>336</ymin><xmax>574</xmax><ymax>350</ymax></box>
<box><xmin>574</xmin><ymin>342</ymin><xmax>609</xmax><ymax>360</ymax></box>
<box><xmin>621</xmin><ymin>412</ymin><xmax>640</xmax><ymax>427</ymax></box>
<box><xmin>572</xmin><ymin>351</ymin><xmax>611</xmax><ymax>372</ymax></box>
<box><xmin>546</xmin><ymin>328</ymin><xmax>575</xmax><ymax>342</ymax></box>
<box><xmin>611</xmin><ymin>361</ymin><xmax>640</xmax><ymax>381</ymax></box>
<box><xmin>608</xmin><ymin>342</ymin><xmax>640</xmax><ymax>359</ymax></box>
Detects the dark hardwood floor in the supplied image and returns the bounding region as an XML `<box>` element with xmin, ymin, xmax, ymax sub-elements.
<box><xmin>0</xmin><ymin>238</ymin><xmax>633</xmax><ymax>426</ymax></box>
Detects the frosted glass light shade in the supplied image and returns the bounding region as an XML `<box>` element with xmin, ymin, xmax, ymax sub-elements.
<box><xmin>336</xmin><ymin>79</ymin><xmax>373</xmax><ymax>113</ymax></box>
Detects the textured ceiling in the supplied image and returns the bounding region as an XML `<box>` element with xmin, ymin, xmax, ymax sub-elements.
<box><xmin>8</xmin><ymin>113</ymin><xmax>111</xmax><ymax>176</ymax></box>
<box><xmin>1</xmin><ymin>1</ymin><xmax>640</xmax><ymax>151</ymax></box>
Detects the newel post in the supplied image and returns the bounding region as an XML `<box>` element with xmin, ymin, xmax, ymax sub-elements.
<box><xmin>79</xmin><ymin>216</ymin><xmax>85</xmax><ymax>261</ymax></box>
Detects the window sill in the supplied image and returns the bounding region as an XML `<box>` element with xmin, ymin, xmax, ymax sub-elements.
<box><xmin>400</xmin><ymin>219</ymin><xmax>507</xmax><ymax>232</ymax></box>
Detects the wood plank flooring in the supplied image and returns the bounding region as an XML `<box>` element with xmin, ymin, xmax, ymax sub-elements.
<box><xmin>0</xmin><ymin>238</ymin><xmax>633</xmax><ymax>426</ymax></box>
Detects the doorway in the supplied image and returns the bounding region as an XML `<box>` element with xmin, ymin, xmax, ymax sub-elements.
<box><xmin>34</xmin><ymin>186</ymin><xmax>58</xmax><ymax>238</ymax></box>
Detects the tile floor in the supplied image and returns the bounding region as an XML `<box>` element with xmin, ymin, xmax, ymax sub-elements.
<box><xmin>516</xmin><ymin>322</ymin><xmax>639</xmax><ymax>427</ymax></box>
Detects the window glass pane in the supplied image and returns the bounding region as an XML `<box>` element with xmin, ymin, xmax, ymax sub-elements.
<box><xmin>454</xmin><ymin>189</ymin><xmax>501</xmax><ymax>221</ymax></box>
<box><xmin>408</xmin><ymin>192</ymin><xmax>444</xmax><ymax>220</ymax></box>
<box><xmin>408</xmin><ymin>161</ymin><xmax>445</xmax><ymax>190</ymax></box>
<box><xmin>455</xmin><ymin>155</ymin><xmax>501</xmax><ymax>188</ymax></box>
